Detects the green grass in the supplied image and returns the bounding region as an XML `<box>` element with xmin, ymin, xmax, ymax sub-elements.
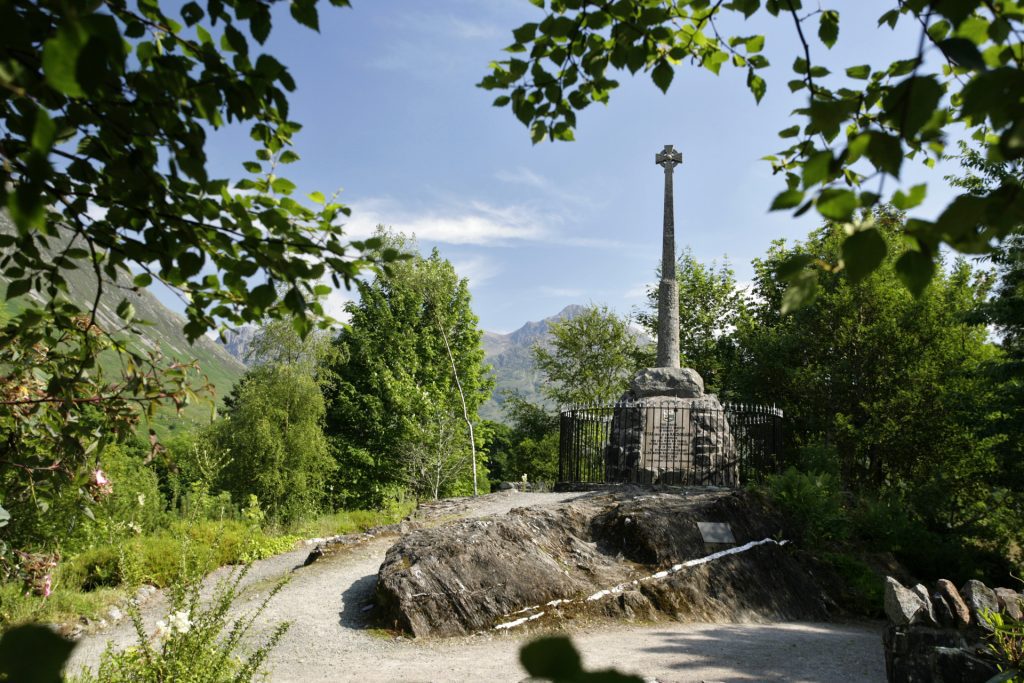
<box><xmin>0</xmin><ymin>502</ymin><xmax>416</xmax><ymax>631</ymax></box>
<box><xmin>281</xmin><ymin>502</ymin><xmax>416</xmax><ymax>539</ymax></box>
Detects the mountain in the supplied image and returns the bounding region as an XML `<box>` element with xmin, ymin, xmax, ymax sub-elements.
<box><xmin>479</xmin><ymin>304</ymin><xmax>587</xmax><ymax>421</ymax></box>
<box><xmin>0</xmin><ymin>213</ymin><xmax>247</xmax><ymax>438</ymax></box>
<box><xmin>220</xmin><ymin>324</ymin><xmax>258</xmax><ymax>365</ymax></box>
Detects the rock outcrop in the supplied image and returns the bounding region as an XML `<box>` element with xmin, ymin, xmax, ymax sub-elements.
<box><xmin>883</xmin><ymin>576</ymin><xmax>1022</xmax><ymax>682</ymax></box>
<box><xmin>375</xmin><ymin>489</ymin><xmax>831</xmax><ymax>637</ymax></box>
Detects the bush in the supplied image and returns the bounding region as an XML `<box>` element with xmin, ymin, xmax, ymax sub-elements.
<box><xmin>762</xmin><ymin>467</ymin><xmax>847</xmax><ymax>545</ymax></box>
<box><xmin>71</xmin><ymin>560</ymin><xmax>288</xmax><ymax>683</ymax></box>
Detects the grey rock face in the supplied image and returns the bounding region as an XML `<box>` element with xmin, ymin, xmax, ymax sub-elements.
<box><xmin>994</xmin><ymin>587</ymin><xmax>1022</xmax><ymax>620</ymax></box>
<box><xmin>912</xmin><ymin>584</ymin><xmax>939</xmax><ymax>626</ymax></box>
<box><xmin>960</xmin><ymin>580</ymin><xmax>998</xmax><ymax>631</ymax></box>
<box><xmin>629</xmin><ymin>367</ymin><xmax>704</xmax><ymax>399</ymax></box>
<box><xmin>885</xmin><ymin>577</ymin><xmax>927</xmax><ymax>625</ymax></box>
<box><xmin>375</xmin><ymin>490</ymin><xmax>829</xmax><ymax>637</ymax></box>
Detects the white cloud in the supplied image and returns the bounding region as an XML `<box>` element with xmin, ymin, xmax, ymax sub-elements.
<box><xmin>451</xmin><ymin>254</ymin><xmax>500</xmax><ymax>286</ymax></box>
<box><xmin>344</xmin><ymin>197</ymin><xmax>547</xmax><ymax>246</ymax></box>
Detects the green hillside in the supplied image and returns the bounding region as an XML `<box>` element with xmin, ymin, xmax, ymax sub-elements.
<box><xmin>1</xmin><ymin>214</ymin><xmax>246</xmax><ymax>439</ymax></box>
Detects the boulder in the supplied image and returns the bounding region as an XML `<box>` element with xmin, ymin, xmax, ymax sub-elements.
<box><xmin>936</xmin><ymin>580</ymin><xmax>971</xmax><ymax>628</ymax></box>
<box><xmin>628</xmin><ymin>367</ymin><xmax>704</xmax><ymax>399</ymax></box>
<box><xmin>885</xmin><ymin>577</ymin><xmax>926</xmax><ymax>625</ymax></box>
<box><xmin>912</xmin><ymin>584</ymin><xmax>939</xmax><ymax>626</ymax></box>
<box><xmin>960</xmin><ymin>580</ymin><xmax>998</xmax><ymax>632</ymax></box>
<box><xmin>994</xmin><ymin>587</ymin><xmax>1023</xmax><ymax>620</ymax></box>
<box><xmin>931</xmin><ymin>592</ymin><xmax>955</xmax><ymax>627</ymax></box>
<box><xmin>375</xmin><ymin>489</ymin><xmax>830</xmax><ymax>637</ymax></box>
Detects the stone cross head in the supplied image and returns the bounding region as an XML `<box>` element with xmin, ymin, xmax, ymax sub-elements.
<box><xmin>655</xmin><ymin>144</ymin><xmax>683</xmax><ymax>171</ymax></box>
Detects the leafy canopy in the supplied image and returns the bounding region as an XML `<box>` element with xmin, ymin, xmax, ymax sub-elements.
<box><xmin>480</xmin><ymin>1</ymin><xmax>1024</xmax><ymax>301</ymax></box>
<box><xmin>0</xmin><ymin>0</ymin><xmax>393</xmax><ymax>543</ymax></box>
<box><xmin>532</xmin><ymin>304</ymin><xmax>643</xmax><ymax>405</ymax></box>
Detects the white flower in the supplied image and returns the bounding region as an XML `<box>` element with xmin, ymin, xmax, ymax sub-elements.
<box><xmin>137</xmin><ymin>493</ymin><xmax>146</xmax><ymax>507</ymax></box>
<box><xmin>167</xmin><ymin>609</ymin><xmax>191</xmax><ymax>634</ymax></box>
<box><xmin>155</xmin><ymin>609</ymin><xmax>192</xmax><ymax>641</ymax></box>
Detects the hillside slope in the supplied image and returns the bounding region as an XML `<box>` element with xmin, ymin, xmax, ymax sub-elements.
<box><xmin>0</xmin><ymin>214</ymin><xmax>246</xmax><ymax>437</ymax></box>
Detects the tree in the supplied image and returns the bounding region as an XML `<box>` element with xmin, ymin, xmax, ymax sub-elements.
<box><xmin>481</xmin><ymin>2</ymin><xmax>1024</xmax><ymax>300</ymax></box>
<box><xmin>532</xmin><ymin>304</ymin><xmax>642</xmax><ymax>406</ymax></box>
<box><xmin>636</xmin><ymin>248</ymin><xmax>746</xmax><ymax>395</ymax></box>
<box><xmin>732</xmin><ymin>207</ymin><xmax>1010</xmax><ymax>550</ymax></box>
<box><xmin>323</xmin><ymin>232</ymin><xmax>491</xmax><ymax>507</ymax></box>
<box><xmin>215</xmin><ymin>322</ymin><xmax>335</xmax><ymax>522</ymax></box>
<box><xmin>1</xmin><ymin>0</ymin><xmax>393</xmax><ymax>546</ymax></box>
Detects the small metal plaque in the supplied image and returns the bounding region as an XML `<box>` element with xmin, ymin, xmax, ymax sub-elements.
<box><xmin>697</xmin><ymin>522</ymin><xmax>736</xmax><ymax>544</ymax></box>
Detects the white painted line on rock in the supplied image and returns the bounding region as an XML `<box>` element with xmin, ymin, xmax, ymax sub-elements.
<box><xmin>494</xmin><ymin>611</ymin><xmax>545</xmax><ymax>630</ymax></box>
<box><xmin>493</xmin><ymin>536</ymin><xmax>789</xmax><ymax>629</ymax></box>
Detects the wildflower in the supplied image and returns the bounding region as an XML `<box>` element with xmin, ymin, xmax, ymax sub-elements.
<box><xmin>137</xmin><ymin>493</ymin><xmax>146</xmax><ymax>507</ymax></box>
<box><xmin>91</xmin><ymin>469</ymin><xmax>113</xmax><ymax>496</ymax></box>
<box><xmin>41</xmin><ymin>575</ymin><xmax>51</xmax><ymax>598</ymax></box>
<box><xmin>168</xmin><ymin>610</ymin><xmax>191</xmax><ymax>633</ymax></box>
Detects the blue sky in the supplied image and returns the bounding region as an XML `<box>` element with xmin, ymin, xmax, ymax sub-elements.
<box><xmin>193</xmin><ymin>1</ymin><xmax>967</xmax><ymax>333</ymax></box>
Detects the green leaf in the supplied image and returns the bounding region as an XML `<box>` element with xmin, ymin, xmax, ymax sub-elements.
<box><xmin>308</xmin><ymin>191</ymin><xmax>326</xmax><ymax>205</ymax></box>
<box><xmin>845</xmin><ymin>64</ymin><xmax>870</xmax><ymax>79</ymax></box>
<box><xmin>747</xmin><ymin>70</ymin><xmax>766</xmax><ymax>103</ymax></box>
<box><xmin>802</xmin><ymin>151</ymin><xmax>833</xmax><ymax>188</ymax></box>
<box><xmin>133</xmin><ymin>273</ymin><xmax>153</xmax><ymax>288</ymax></box>
<box><xmin>892</xmin><ymin>183</ymin><xmax>927</xmax><ymax>210</ymax></box>
<box><xmin>651</xmin><ymin>60</ymin><xmax>674</xmax><ymax>93</ymax></box>
<box><xmin>781</xmin><ymin>270</ymin><xmax>818</xmax><ymax>314</ymax></box>
<box><xmin>883</xmin><ymin>75</ymin><xmax>944</xmax><ymax>137</ymax></box>
<box><xmin>520</xmin><ymin>637</ymin><xmax>584</xmax><ymax>679</ymax></box>
<box><xmin>0</xmin><ymin>624</ymin><xmax>76</xmax><ymax>683</ymax></box>
<box><xmin>31</xmin><ymin>109</ymin><xmax>57</xmax><ymax>153</ymax></box>
<box><xmin>116</xmin><ymin>299</ymin><xmax>136</xmax><ymax>322</ymax></box>
<box><xmin>42</xmin><ymin>23</ymin><xmax>87</xmax><ymax>97</ymax></box>
<box><xmin>777</xmin><ymin>254</ymin><xmax>814</xmax><ymax>280</ymax></box>
<box><xmin>841</xmin><ymin>228</ymin><xmax>887</xmax><ymax>283</ymax></box>
<box><xmin>818</xmin><ymin>10</ymin><xmax>839</xmax><ymax>48</ymax></box>
<box><xmin>243</xmin><ymin>161</ymin><xmax>262</xmax><ymax>173</ymax></box>
<box><xmin>271</xmin><ymin>177</ymin><xmax>296</xmax><ymax>194</ymax></box>
<box><xmin>816</xmin><ymin>188</ymin><xmax>858</xmax><ymax>221</ymax></box>
<box><xmin>866</xmin><ymin>132</ymin><xmax>904</xmax><ymax>176</ymax></box>
<box><xmin>779</xmin><ymin>125</ymin><xmax>801</xmax><ymax>138</ymax></box>
<box><xmin>878</xmin><ymin>9</ymin><xmax>899</xmax><ymax>28</ymax></box>
<box><xmin>938</xmin><ymin>38</ymin><xmax>986</xmax><ymax>70</ymax></box>
<box><xmin>0</xmin><ymin>505</ymin><xmax>9</xmax><ymax>528</ymax></box>
<box><xmin>729</xmin><ymin>0</ymin><xmax>761</xmax><ymax>18</ymax></box>
<box><xmin>895</xmin><ymin>250</ymin><xmax>935</xmax><ymax>297</ymax></box>
<box><xmin>290</xmin><ymin>0</ymin><xmax>319</xmax><ymax>31</ymax></box>
<box><xmin>771</xmin><ymin>189</ymin><xmax>804</xmax><ymax>210</ymax></box>
<box><xmin>5</xmin><ymin>279</ymin><xmax>31</xmax><ymax>300</ymax></box>
<box><xmin>745</xmin><ymin>35</ymin><xmax>765</xmax><ymax>53</ymax></box>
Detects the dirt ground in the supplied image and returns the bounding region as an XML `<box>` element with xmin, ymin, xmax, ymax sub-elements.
<box><xmin>65</xmin><ymin>491</ymin><xmax>886</xmax><ymax>682</ymax></box>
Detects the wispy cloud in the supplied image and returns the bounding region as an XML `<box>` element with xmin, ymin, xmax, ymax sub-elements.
<box><xmin>344</xmin><ymin>198</ymin><xmax>547</xmax><ymax>246</ymax></box>
<box><xmin>451</xmin><ymin>254</ymin><xmax>500</xmax><ymax>286</ymax></box>
<box><xmin>495</xmin><ymin>167</ymin><xmax>546</xmax><ymax>188</ymax></box>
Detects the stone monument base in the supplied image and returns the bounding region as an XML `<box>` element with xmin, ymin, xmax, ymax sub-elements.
<box><xmin>604</xmin><ymin>367</ymin><xmax>738</xmax><ymax>486</ymax></box>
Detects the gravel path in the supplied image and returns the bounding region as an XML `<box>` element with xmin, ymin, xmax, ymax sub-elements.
<box><xmin>66</xmin><ymin>490</ymin><xmax>886</xmax><ymax>682</ymax></box>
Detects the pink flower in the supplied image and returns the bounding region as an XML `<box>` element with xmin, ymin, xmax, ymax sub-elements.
<box><xmin>91</xmin><ymin>469</ymin><xmax>113</xmax><ymax>495</ymax></box>
<box><xmin>42</xmin><ymin>575</ymin><xmax>51</xmax><ymax>598</ymax></box>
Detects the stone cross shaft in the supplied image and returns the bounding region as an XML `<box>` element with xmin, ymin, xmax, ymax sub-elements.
<box><xmin>655</xmin><ymin>144</ymin><xmax>682</xmax><ymax>369</ymax></box>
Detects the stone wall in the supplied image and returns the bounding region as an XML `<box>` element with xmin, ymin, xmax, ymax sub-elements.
<box><xmin>883</xmin><ymin>575</ymin><xmax>1022</xmax><ymax>682</ymax></box>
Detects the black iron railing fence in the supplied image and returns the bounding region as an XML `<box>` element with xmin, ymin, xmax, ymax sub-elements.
<box><xmin>558</xmin><ymin>401</ymin><xmax>784</xmax><ymax>487</ymax></box>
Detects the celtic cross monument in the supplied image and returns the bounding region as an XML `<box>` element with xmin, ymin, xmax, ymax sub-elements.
<box><xmin>597</xmin><ymin>143</ymin><xmax>739</xmax><ymax>486</ymax></box>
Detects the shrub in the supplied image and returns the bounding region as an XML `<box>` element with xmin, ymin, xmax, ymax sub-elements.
<box><xmin>762</xmin><ymin>467</ymin><xmax>847</xmax><ymax>545</ymax></box>
<box><xmin>72</xmin><ymin>562</ymin><xmax>289</xmax><ymax>683</ymax></box>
